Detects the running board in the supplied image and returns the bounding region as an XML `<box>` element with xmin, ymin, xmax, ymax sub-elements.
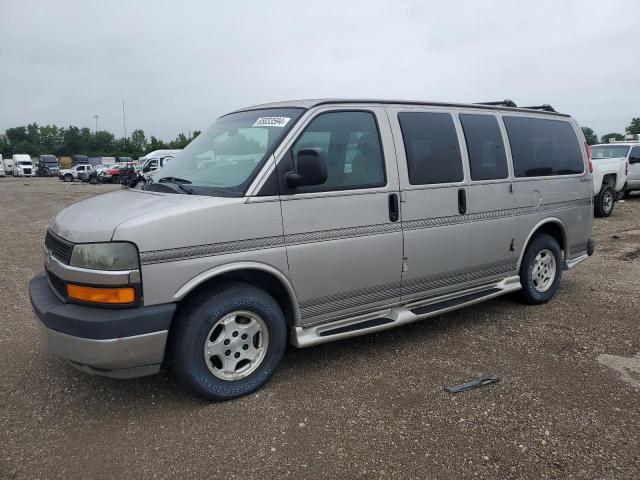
<box><xmin>291</xmin><ymin>276</ymin><xmax>522</xmax><ymax>348</ymax></box>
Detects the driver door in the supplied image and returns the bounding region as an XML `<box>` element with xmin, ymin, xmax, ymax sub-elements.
<box><xmin>277</xmin><ymin>107</ymin><xmax>403</xmax><ymax>325</ymax></box>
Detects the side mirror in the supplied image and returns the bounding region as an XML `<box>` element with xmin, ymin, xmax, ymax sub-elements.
<box><xmin>285</xmin><ymin>148</ymin><xmax>328</xmax><ymax>188</ymax></box>
<box><xmin>142</xmin><ymin>165</ymin><xmax>150</xmax><ymax>172</ymax></box>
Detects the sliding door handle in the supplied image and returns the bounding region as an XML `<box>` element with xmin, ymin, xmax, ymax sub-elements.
<box><xmin>388</xmin><ymin>193</ymin><xmax>400</xmax><ymax>222</ymax></box>
<box><xmin>458</xmin><ymin>188</ymin><xmax>467</xmax><ymax>215</ymax></box>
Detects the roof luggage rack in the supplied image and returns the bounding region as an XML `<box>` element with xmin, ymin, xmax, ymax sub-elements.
<box><xmin>521</xmin><ymin>104</ymin><xmax>557</xmax><ymax>112</ymax></box>
<box><xmin>475</xmin><ymin>100</ymin><xmax>557</xmax><ymax>113</ymax></box>
<box><xmin>476</xmin><ymin>100</ymin><xmax>518</xmax><ymax>108</ymax></box>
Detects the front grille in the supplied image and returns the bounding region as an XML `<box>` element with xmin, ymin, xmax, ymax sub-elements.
<box><xmin>45</xmin><ymin>230</ymin><xmax>74</xmax><ymax>264</ymax></box>
<box><xmin>24</xmin><ymin>168</ymin><xmax>31</xmax><ymax>175</ymax></box>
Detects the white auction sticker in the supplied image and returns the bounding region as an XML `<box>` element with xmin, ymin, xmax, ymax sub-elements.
<box><xmin>252</xmin><ymin>117</ymin><xmax>291</xmax><ymax>128</ymax></box>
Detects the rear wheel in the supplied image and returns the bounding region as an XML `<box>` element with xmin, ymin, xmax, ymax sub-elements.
<box><xmin>170</xmin><ymin>283</ymin><xmax>287</xmax><ymax>401</ymax></box>
<box><xmin>63</xmin><ymin>174</ymin><xmax>73</xmax><ymax>182</ymax></box>
<box><xmin>519</xmin><ymin>233</ymin><xmax>562</xmax><ymax>304</ymax></box>
<box><xmin>594</xmin><ymin>184</ymin><xmax>614</xmax><ymax>217</ymax></box>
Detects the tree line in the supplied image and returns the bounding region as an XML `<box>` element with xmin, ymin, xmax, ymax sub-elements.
<box><xmin>0</xmin><ymin>124</ymin><xmax>201</xmax><ymax>159</ymax></box>
<box><xmin>581</xmin><ymin>117</ymin><xmax>640</xmax><ymax>146</ymax></box>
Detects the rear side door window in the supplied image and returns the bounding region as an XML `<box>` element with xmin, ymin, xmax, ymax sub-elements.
<box><xmin>290</xmin><ymin>111</ymin><xmax>386</xmax><ymax>193</ymax></box>
<box><xmin>503</xmin><ymin>116</ymin><xmax>583</xmax><ymax>177</ymax></box>
<box><xmin>397</xmin><ymin>112</ymin><xmax>464</xmax><ymax>184</ymax></box>
<box><xmin>460</xmin><ymin>114</ymin><xmax>508</xmax><ymax>181</ymax></box>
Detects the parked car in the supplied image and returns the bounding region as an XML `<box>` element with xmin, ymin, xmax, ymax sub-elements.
<box><xmin>591</xmin><ymin>139</ymin><xmax>640</xmax><ymax>199</ymax></box>
<box><xmin>0</xmin><ymin>155</ymin><xmax>5</xmax><ymax>177</ymax></box>
<box><xmin>30</xmin><ymin>99</ymin><xmax>595</xmax><ymax>401</ymax></box>
<box><xmin>100</xmin><ymin>163</ymin><xmax>135</xmax><ymax>183</ymax></box>
<box><xmin>58</xmin><ymin>164</ymin><xmax>92</xmax><ymax>182</ymax></box>
<box><xmin>138</xmin><ymin>149</ymin><xmax>181</xmax><ymax>166</ymax></box>
<box><xmin>589</xmin><ymin>142</ymin><xmax>629</xmax><ymax>216</ymax></box>
<box><xmin>36</xmin><ymin>155</ymin><xmax>60</xmax><ymax>177</ymax></box>
<box><xmin>12</xmin><ymin>154</ymin><xmax>35</xmax><ymax>177</ymax></box>
<box><xmin>79</xmin><ymin>164</ymin><xmax>112</xmax><ymax>182</ymax></box>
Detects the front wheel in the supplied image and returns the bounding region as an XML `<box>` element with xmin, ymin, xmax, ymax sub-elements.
<box><xmin>63</xmin><ymin>174</ymin><xmax>73</xmax><ymax>182</ymax></box>
<box><xmin>594</xmin><ymin>184</ymin><xmax>614</xmax><ymax>217</ymax></box>
<box><xmin>519</xmin><ymin>233</ymin><xmax>562</xmax><ymax>304</ymax></box>
<box><xmin>169</xmin><ymin>283</ymin><xmax>287</xmax><ymax>401</ymax></box>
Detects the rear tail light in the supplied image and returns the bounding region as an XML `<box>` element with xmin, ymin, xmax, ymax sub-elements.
<box><xmin>585</xmin><ymin>142</ymin><xmax>593</xmax><ymax>173</ymax></box>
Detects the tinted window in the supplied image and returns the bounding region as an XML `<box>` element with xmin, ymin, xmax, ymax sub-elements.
<box><xmin>460</xmin><ymin>114</ymin><xmax>508</xmax><ymax>181</ymax></box>
<box><xmin>630</xmin><ymin>146</ymin><xmax>640</xmax><ymax>159</ymax></box>
<box><xmin>290</xmin><ymin>111</ymin><xmax>385</xmax><ymax>192</ymax></box>
<box><xmin>398</xmin><ymin>112</ymin><xmax>463</xmax><ymax>185</ymax></box>
<box><xmin>504</xmin><ymin>117</ymin><xmax>584</xmax><ymax>177</ymax></box>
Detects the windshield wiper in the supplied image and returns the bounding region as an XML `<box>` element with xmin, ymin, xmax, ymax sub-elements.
<box><xmin>158</xmin><ymin>176</ymin><xmax>192</xmax><ymax>184</ymax></box>
<box><xmin>156</xmin><ymin>176</ymin><xmax>194</xmax><ymax>194</ymax></box>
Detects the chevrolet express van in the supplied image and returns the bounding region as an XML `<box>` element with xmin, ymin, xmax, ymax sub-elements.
<box><xmin>30</xmin><ymin>99</ymin><xmax>595</xmax><ymax>401</ymax></box>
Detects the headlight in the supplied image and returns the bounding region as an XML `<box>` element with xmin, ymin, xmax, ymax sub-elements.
<box><xmin>70</xmin><ymin>242</ymin><xmax>140</xmax><ymax>271</ymax></box>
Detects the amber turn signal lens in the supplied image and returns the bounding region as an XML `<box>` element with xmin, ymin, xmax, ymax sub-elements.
<box><xmin>67</xmin><ymin>284</ymin><xmax>135</xmax><ymax>304</ymax></box>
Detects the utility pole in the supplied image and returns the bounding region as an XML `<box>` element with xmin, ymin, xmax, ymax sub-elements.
<box><xmin>122</xmin><ymin>98</ymin><xmax>127</xmax><ymax>141</ymax></box>
<box><xmin>94</xmin><ymin>115</ymin><xmax>99</xmax><ymax>133</ymax></box>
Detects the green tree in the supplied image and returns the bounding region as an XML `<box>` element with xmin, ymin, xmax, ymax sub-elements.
<box><xmin>92</xmin><ymin>131</ymin><xmax>115</xmax><ymax>155</ymax></box>
<box><xmin>581</xmin><ymin>127</ymin><xmax>598</xmax><ymax>145</ymax></box>
<box><xmin>168</xmin><ymin>133</ymin><xmax>189</xmax><ymax>149</ymax></box>
<box><xmin>5</xmin><ymin>126</ymin><xmax>28</xmax><ymax>145</ymax></box>
<box><xmin>600</xmin><ymin>132</ymin><xmax>625</xmax><ymax>144</ymax></box>
<box><xmin>148</xmin><ymin>136</ymin><xmax>167</xmax><ymax>152</ymax></box>
<box><xmin>129</xmin><ymin>129</ymin><xmax>147</xmax><ymax>156</ymax></box>
<box><xmin>626</xmin><ymin>118</ymin><xmax>640</xmax><ymax>135</ymax></box>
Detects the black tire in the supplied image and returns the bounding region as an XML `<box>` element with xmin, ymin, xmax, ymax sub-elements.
<box><xmin>616</xmin><ymin>189</ymin><xmax>629</xmax><ymax>200</ymax></box>
<box><xmin>169</xmin><ymin>282</ymin><xmax>287</xmax><ymax>401</ymax></box>
<box><xmin>63</xmin><ymin>174</ymin><xmax>73</xmax><ymax>182</ymax></box>
<box><xmin>519</xmin><ymin>233</ymin><xmax>562</xmax><ymax>305</ymax></box>
<box><xmin>594</xmin><ymin>184</ymin><xmax>614</xmax><ymax>217</ymax></box>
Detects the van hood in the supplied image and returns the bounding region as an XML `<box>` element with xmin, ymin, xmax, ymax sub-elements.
<box><xmin>51</xmin><ymin>190</ymin><xmax>207</xmax><ymax>243</ymax></box>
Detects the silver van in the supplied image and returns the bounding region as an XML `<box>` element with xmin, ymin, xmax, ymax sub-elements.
<box><xmin>30</xmin><ymin>99</ymin><xmax>595</xmax><ymax>401</ymax></box>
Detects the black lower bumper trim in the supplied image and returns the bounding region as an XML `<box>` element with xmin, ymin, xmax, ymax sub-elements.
<box><xmin>29</xmin><ymin>272</ymin><xmax>176</xmax><ymax>339</ymax></box>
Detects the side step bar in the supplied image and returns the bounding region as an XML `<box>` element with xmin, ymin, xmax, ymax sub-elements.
<box><xmin>291</xmin><ymin>276</ymin><xmax>522</xmax><ymax>347</ymax></box>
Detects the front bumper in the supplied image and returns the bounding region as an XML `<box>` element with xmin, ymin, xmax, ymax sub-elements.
<box><xmin>29</xmin><ymin>272</ymin><xmax>176</xmax><ymax>378</ymax></box>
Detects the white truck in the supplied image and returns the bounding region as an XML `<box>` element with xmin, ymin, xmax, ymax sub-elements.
<box><xmin>58</xmin><ymin>164</ymin><xmax>93</xmax><ymax>182</ymax></box>
<box><xmin>591</xmin><ymin>137</ymin><xmax>640</xmax><ymax>199</ymax></box>
<box><xmin>590</xmin><ymin>144</ymin><xmax>628</xmax><ymax>217</ymax></box>
<box><xmin>12</xmin><ymin>154</ymin><xmax>36</xmax><ymax>177</ymax></box>
<box><xmin>0</xmin><ymin>155</ymin><xmax>5</xmax><ymax>177</ymax></box>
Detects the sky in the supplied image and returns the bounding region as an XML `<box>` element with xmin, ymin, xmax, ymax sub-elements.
<box><xmin>1</xmin><ymin>0</ymin><xmax>639</xmax><ymax>141</ymax></box>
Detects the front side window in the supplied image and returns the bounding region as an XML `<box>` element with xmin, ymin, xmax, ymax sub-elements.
<box><xmin>152</xmin><ymin>108</ymin><xmax>304</xmax><ymax>195</ymax></box>
<box><xmin>460</xmin><ymin>114</ymin><xmax>508</xmax><ymax>181</ymax></box>
<box><xmin>504</xmin><ymin>116</ymin><xmax>584</xmax><ymax>177</ymax></box>
<box><xmin>398</xmin><ymin>111</ymin><xmax>463</xmax><ymax>185</ymax></box>
<box><xmin>290</xmin><ymin>111</ymin><xmax>385</xmax><ymax>193</ymax></box>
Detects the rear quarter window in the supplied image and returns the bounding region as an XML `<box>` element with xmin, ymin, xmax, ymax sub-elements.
<box><xmin>503</xmin><ymin>116</ymin><xmax>584</xmax><ymax>177</ymax></box>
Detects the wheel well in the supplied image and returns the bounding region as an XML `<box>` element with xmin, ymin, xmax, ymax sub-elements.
<box><xmin>602</xmin><ymin>173</ymin><xmax>616</xmax><ymax>187</ymax></box>
<box><xmin>528</xmin><ymin>222</ymin><xmax>566</xmax><ymax>255</ymax></box>
<box><xmin>179</xmin><ymin>269</ymin><xmax>296</xmax><ymax>327</ymax></box>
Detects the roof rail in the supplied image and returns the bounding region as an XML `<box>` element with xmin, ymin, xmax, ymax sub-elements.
<box><xmin>476</xmin><ymin>100</ymin><xmax>518</xmax><ymax>108</ymax></box>
<box><xmin>521</xmin><ymin>104</ymin><xmax>557</xmax><ymax>112</ymax></box>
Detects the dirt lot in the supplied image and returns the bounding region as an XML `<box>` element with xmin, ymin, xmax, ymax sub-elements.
<box><xmin>1</xmin><ymin>177</ymin><xmax>639</xmax><ymax>480</ymax></box>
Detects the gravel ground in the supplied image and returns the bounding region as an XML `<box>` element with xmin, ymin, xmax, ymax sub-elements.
<box><xmin>1</xmin><ymin>177</ymin><xmax>639</xmax><ymax>480</ymax></box>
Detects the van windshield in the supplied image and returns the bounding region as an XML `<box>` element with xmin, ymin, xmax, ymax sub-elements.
<box><xmin>591</xmin><ymin>145</ymin><xmax>630</xmax><ymax>159</ymax></box>
<box><xmin>17</xmin><ymin>161</ymin><xmax>33</xmax><ymax>166</ymax></box>
<box><xmin>148</xmin><ymin>108</ymin><xmax>304</xmax><ymax>196</ymax></box>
